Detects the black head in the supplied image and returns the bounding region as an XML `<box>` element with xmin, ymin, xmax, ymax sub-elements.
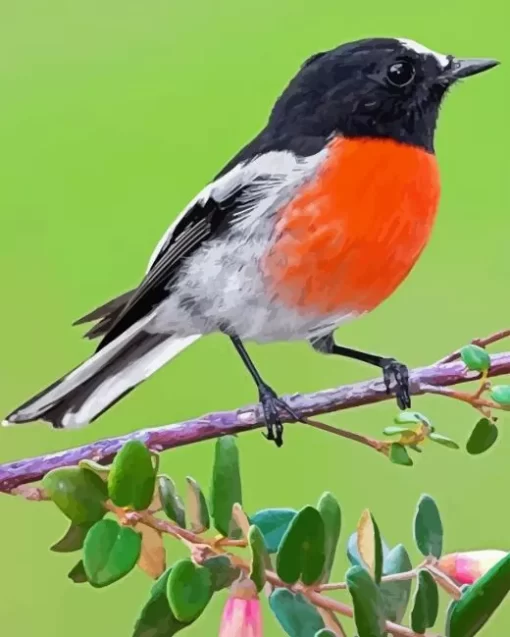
<box><xmin>267</xmin><ymin>38</ymin><xmax>499</xmax><ymax>153</ymax></box>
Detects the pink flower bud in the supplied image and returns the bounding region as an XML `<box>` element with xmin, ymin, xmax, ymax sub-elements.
<box><xmin>438</xmin><ymin>550</ymin><xmax>507</xmax><ymax>585</ymax></box>
<box><xmin>219</xmin><ymin>578</ymin><xmax>263</xmax><ymax>637</ymax></box>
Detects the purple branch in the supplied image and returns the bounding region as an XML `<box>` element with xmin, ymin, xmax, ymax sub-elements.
<box><xmin>1</xmin><ymin>352</ymin><xmax>509</xmax><ymax>492</ymax></box>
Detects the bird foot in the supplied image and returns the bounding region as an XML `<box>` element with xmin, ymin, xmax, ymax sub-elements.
<box><xmin>381</xmin><ymin>358</ymin><xmax>411</xmax><ymax>410</ymax></box>
<box><xmin>258</xmin><ymin>384</ymin><xmax>298</xmax><ymax>448</ymax></box>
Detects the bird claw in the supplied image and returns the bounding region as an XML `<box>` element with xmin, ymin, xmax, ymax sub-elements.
<box><xmin>381</xmin><ymin>358</ymin><xmax>411</xmax><ymax>410</ymax></box>
<box><xmin>259</xmin><ymin>385</ymin><xmax>298</xmax><ymax>448</ymax></box>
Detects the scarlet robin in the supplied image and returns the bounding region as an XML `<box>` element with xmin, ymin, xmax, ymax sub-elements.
<box><xmin>3</xmin><ymin>37</ymin><xmax>499</xmax><ymax>446</ymax></box>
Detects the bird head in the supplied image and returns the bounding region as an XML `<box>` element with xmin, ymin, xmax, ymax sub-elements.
<box><xmin>268</xmin><ymin>37</ymin><xmax>499</xmax><ymax>152</ymax></box>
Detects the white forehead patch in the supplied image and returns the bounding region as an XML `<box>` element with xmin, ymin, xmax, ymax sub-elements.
<box><xmin>398</xmin><ymin>38</ymin><xmax>450</xmax><ymax>68</ymax></box>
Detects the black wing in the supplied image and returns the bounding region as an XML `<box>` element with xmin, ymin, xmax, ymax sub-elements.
<box><xmin>95</xmin><ymin>175</ymin><xmax>271</xmax><ymax>351</ymax></box>
<box><xmin>77</xmin><ymin>133</ymin><xmax>327</xmax><ymax>351</ymax></box>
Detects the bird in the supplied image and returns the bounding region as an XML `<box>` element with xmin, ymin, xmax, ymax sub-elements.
<box><xmin>3</xmin><ymin>37</ymin><xmax>499</xmax><ymax>447</ymax></box>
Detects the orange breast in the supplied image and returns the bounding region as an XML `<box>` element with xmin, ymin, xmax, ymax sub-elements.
<box><xmin>263</xmin><ymin>136</ymin><xmax>441</xmax><ymax>316</ymax></box>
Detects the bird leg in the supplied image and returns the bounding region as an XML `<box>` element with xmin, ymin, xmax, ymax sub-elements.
<box><xmin>310</xmin><ymin>333</ymin><xmax>411</xmax><ymax>410</ymax></box>
<box><xmin>228</xmin><ymin>335</ymin><xmax>298</xmax><ymax>447</ymax></box>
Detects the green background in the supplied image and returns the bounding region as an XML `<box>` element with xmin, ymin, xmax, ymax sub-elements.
<box><xmin>0</xmin><ymin>1</ymin><xmax>508</xmax><ymax>635</ymax></box>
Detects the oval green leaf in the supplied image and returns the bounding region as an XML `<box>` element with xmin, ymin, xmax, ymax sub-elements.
<box><xmin>410</xmin><ymin>569</ymin><xmax>439</xmax><ymax>633</ymax></box>
<box><xmin>389</xmin><ymin>443</ymin><xmax>413</xmax><ymax>467</ymax></box>
<box><xmin>202</xmin><ymin>555</ymin><xmax>240</xmax><ymax>592</ymax></box>
<box><xmin>383</xmin><ymin>425</ymin><xmax>415</xmax><ymax>436</ymax></box>
<box><xmin>51</xmin><ymin>522</ymin><xmax>92</xmax><ymax>553</ymax></box>
<box><xmin>42</xmin><ymin>466</ymin><xmax>107</xmax><ymax>525</ymax></box>
<box><xmin>108</xmin><ymin>440</ymin><xmax>156</xmax><ymax>511</ymax></box>
<box><xmin>461</xmin><ymin>344</ymin><xmax>491</xmax><ymax>372</ymax></box>
<box><xmin>248</xmin><ymin>525</ymin><xmax>269</xmax><ymax>592</ymax></box>
<box><xmin>428</xmin><ymin>432</ymin><xmax>460</xmax><ymax>449</ymax></box>
<box><xmin>380</xmin><ymin>544</ymin><xmax>413</xmax><ymax>623</ymax></box>
<box><xmin>83</xmin><ymin>519</ymin><xmax>141</xmax><ymax>587</ymax></box>
<box><xmin>276</xmin><ymin>505</ymin><xmax>325</xmax><ymax>586</ymax></box>
<box><xmin>413</xmin><ymin>494</ymin><xmax>443</xmax><ymax>558</ymax></box>
<box><xmin>249</xmin><ymin>508</ymin><xmax>297</xmax><ymax>553</ymax></box>
<box><xmin>133</xmin><ymin>567</ymin><xmax>189</xmax><ymax>637</ymax></box>
<box><xmin>314</xmin><ymin>631</ymin><xmax>337</xmax><ymax>637</ymax></box>
<box><xmin>490</xmin><ymin>385</ymin><xmax>510</xmax><ymax>407</ymax></box>
<box><xmin>346</xmin><ymin>565</ymin><xmax>386</xmax><ymax>637</ymax></box>
<box><xmin>394</xmin><ymin>411</ymin><xmax>431</xmax><ymax>426</ymax></box>
<box><xmin>158</xmin><ymin>475</ymin><xmax>186</xmax><ymax>528</ymax></box>
<box><xmin>318</xmin><ymin>492</ymin><xmax>341</xmax><ymax>583</ymax></box>
<box><xmin>210</xmin><ymin>436</ymin><xmax>242</xmax><ymax>537</ymax></box>
<box><xmin>186</xmin><ymin>477</ymin><xmax>210</xmax><ymax>533</ymax></box>
<box><xmin>269</xmin><ymin>588</ymin><xmax>325</xmax><ymax>637</ymax></box>
<box><xmin>466</xmin><ymin>418</ymin><xmax>499</xmax><ymax>455</ymax></box>
<box><xmin>447</xmin><ymin>553</ymin><xmax>510</xmax><ymax>637</ymax></box>
<box><xmin>166</xmin><ymin>558</ymin><xmax>213</xmax><ymax>624</ymax></box>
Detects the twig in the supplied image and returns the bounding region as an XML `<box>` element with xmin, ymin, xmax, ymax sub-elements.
<box><xmin>317</xmin><ymin>568</ymin><xmax>418</xmax><ymax>591</ymax></box>
<box><xmin>1</xmin><ymin>329</ymin><xmax>510</xmax><ymax>492</ymax></box>
<box><xmin>302</xmin><ymin>417</ymin><xmax>387</xmax><ymax>453</ymax></box>
<box><xmin>435</xmin><ymin>329</ymin><xmax>510</xmax><ymax>366</ymax></box>
<box><xmin>420</xmin><ymin>383</ymin><xmax>501</xmax><ymax>412</ymax></box>
<box><xmin>425</xmin><ymin>564</ymin><xmax>463</xmax><ymax>600</ymax></box>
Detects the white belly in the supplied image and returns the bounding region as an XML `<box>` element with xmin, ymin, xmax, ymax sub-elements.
<box><xmin>148</xmin><ymin>228</ymin><xmax>359</xmax><ymax>343</ymax></box>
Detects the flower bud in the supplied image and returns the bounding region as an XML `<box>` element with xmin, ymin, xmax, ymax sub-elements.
<box><xmin>438</xmin><ymin>550</ymin><xmax>507</xmax><ymax>585</ymax></box>
<box><xmin>219</xmin><ymin>578</ymin><xmax>263</xmax><ymax>637</ymax></box>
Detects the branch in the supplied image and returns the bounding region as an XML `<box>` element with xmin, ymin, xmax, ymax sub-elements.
<box><xmin>1</xmin><ymin>330</ymin><xmax>509</xmax><ymax>492</ymax></box>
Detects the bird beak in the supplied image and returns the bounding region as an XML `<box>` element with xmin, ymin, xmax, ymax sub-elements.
<box><xmin>447</xmin><ymin>57</ymin><xmax>500</xmax><ymax>80</ymax></box>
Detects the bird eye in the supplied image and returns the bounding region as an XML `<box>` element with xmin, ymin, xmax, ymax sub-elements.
<box><xmin>386</xmin><ymin>59</ymin><xmax>416</xmax><ymax>87</ymax></box>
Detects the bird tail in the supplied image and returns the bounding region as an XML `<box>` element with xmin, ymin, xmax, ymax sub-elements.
<box><xmin>3</xmin><ymin>316</ymin><xmax>200</xmax><ymax>429</ymax></box>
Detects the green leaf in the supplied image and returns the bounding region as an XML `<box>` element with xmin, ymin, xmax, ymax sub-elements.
<box><xmin>133</xmin><ymin>567</ymin><xmax>189</xmax><ymax>637</ymax></box>
<box><xmin>210</xmin><ymin>436</ymin><xmax>242</xmax><ymax>537</ymax></box>
<box><xmin>42</xmin><ymin>467</ymin><xmax>107</xmax><ymax>525</ymax></box>
<box><xmin>394</xmin><ymin>411</ymin><xmax>431</xmax><ymax>426</ymax></box>
<box><xmin>466</xmin><ymin>418</ymin><xmax>499</xmax><ymax>455</ymax></box>
<box><xmin>447</xmin><ymin>553</ymin><xmax>510</xmax><ymax>637</ymax></box>
<box><xmin>68</xmin><ymin>560</ymin><xmax>88</xmax><ymax>584</ymax></box>
<box><xmin>202</xmin><ymin>555</ymin><xmax>240</xmax><ymax>591</ymax></box>
<box><xmin>314</xmin><ymin>631</ymin><xmax>337</xmax><ymax>637</ymax></box>
<box><xmin>83</xmin><ymin>519</ymin><xmax>141</xmax><ymax>588</ymax></box>
<box><xmin>108</xmin><ymin>440</ymin><xmax>156</xmax><ymax>511</ymax></box>
<box><xmin>269</xmin><ymin>588</ymin><xmax>325</xmax><ymax>637</ymax></box>
<box><xmin>389</xmin><ymin>443</ymin><xmax>413</xmax><ymax>466</ymax></box>
<box><xmin>413</xmin><ymin>494</ymin><xmax>443</xmax><ymax>558</ymax></box>
<box><xmin>186</xmin><ymin>477</ymin><xmax>210</xmax><ymax>533</ymax></box>
<box><xmin>410</xmin><ymin>570</ymin><xmax>439</xmax><ymax>633</ymax></box>
<box><xmin>166</xmin><ymin>558</ymin><xmax>213</xmax><ymax>624</ymax></box>
<box><xmin>347</xmin><ymin>532</ymin><xmax>390</xmax><ymax>569</ymax></box>
<box><xmin>380</xmin><ymin>544</ymin><xmax>413</xmax><ymax>623</ymax></box>
<box><xmin>248</xmin><ymin>525</ymin><xmax>269</xmax><ymax>592</ymax></box>
<box><xmin>383</xmin><ymin>425</ymin><xmax>415</xmax><ymax>436</ymax></box>
<box><xmin>428</xmin><ymin>432</ymin><xmax>460</xmax><ymax>449</ymax></box>
<box><xmin>158</xmin><ymin>475</ymin><xmax>186</xmax><ymax>528</ymax></box>
<box><xmin>249</xmin><ymin>508</ymin><xmax>297</xmax><ymax>553</ymax></box>
<box><xmin>317</xmin><ymin>492</ymin><xmax>342</xmax><ymax>583</ymax></box>
<box><xmin>346</xmin><ymin>565</ymin><xmax>386</xmax><ymax>637</ymax></box>
<box><xmin>460</xmin><ymin>344</ymin><xmax>491</xmax><ymax>372</ymax></box>
<box><xmin>276</xmin><ymin>505</ymin><xmax>326</xmax><ymax>586</ymax></box>
<box><xmin>490</xmin><ymin>385</ymin><xmax>510</xmax><ymax>407</ymax></box>
<box><xmin>51</xmin><ymin>522</ymin><xmax>92</xmax><ymax>553</ymax></box>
